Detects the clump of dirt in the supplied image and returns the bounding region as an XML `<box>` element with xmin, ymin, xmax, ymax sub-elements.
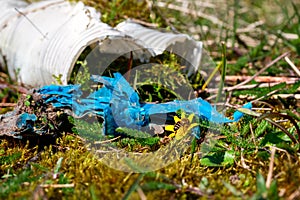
<box><xmin>0</xmin><ymin>89</ymin><xmax>73</xmax><ymax>146</ymax></box>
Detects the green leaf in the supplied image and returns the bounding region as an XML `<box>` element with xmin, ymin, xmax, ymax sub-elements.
<box><xmin>260</xmin><ymin>131</ymin><xmax>291</xmax><ymax>147</ymax></box>
<box><xmin>256</xmin><ymin>172</ymin><xmax>267</xmax><ymax>197</ymax></box>
<box><xmin>268</xmin><ymin>180</ymin><xmax>279</xmax><ymax>200</ymax></box>
<box><xmin>200</xmin><ymin>150</ymin><xmax>235</xmax><ymax>167</ymax></box>
<box><xmin>255</xmin><ymin>120</ymin><xmax>269</xmax><ymax>137</ymax></box>
<box><xmin>223</xmin><ymin>151</ymin><xmax>235</xmax><ymax>166</ymax></box>
<box><xmin>54</xmin><ymin>157</ymin><xmax>64</xmax><ymax>174</ymax></box>
<box><xmin>25</xmin><ymin>101</ymin><xmax>30</xmax><ymax>107</ymax></box>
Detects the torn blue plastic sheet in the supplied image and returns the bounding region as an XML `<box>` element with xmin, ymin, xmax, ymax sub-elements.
<box><xmin>12</xmin><ymin>113</ymin><xmax>38</xmax><ymax>137</ymax></box>
<box><xmin>38</xmin><ymin>73</ymin><xmax>252</xmax><ymax>135</ymax></box>
<box><xmin>16</xmin><ymin>113</ymin><xmax>37</xmax><ymax>130</ymax></box>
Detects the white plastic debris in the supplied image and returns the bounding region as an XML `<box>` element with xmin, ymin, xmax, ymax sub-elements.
<box><xmin>0</xmin><ymin>0</ymin><xmax>151</xmax><ymax>87</ymax></box>
<box><xmin>116</xmin><ymin>20</ymin><xmax>203</xmax><ymax>76</ymax></box>
<box><xmin>0</xmin><ymin>0</ymin><xmax>203</xmax><ymax>87</ymax></box>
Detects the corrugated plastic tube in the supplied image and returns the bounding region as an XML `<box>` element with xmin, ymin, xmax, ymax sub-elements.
<box><xmin>0</xmin><ymin>0</ymin><xmax>203</xmax><ymax>87</ymax></box>
<box><xmin>0</xmin><ymin>0</ymin><xmax>151</xmax><ymax>87</ymax></box>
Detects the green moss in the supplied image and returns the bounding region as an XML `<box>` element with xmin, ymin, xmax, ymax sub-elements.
<box><xmin>1</xmin><ymin>129</ymin><xmax>300</xmax><ymax>199</ymax></box>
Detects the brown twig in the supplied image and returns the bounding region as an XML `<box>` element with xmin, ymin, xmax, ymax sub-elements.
<box><xmin>236</xmin><ymin>20</ymin><xmax>265</xmax><ymax>33</ymax></box>
<box><xmin>251</xmin><ymin>89</ymin><xmax>280</xmax><ymax>102</ymax></box>
<box><xmin>240</xmin><ymin>148</ymin><xmax>250</xmax><ymax>170</ymax></box>
<box><xmin>285</xmin><ymin>56</ymin><xmax>300</xmax><ymax>77</ymax></box>
<box><xmin>266</xmin><ymin>147</ymin><xmax>276</xmax><ymax>188</ymax></box>
<box><xmin>39</xmin><ymin>183</ymin><xmax>75</xmax><ymax>188</ymax></box>
<box><xmin>0</xmin><ymin>103</ymin><xmax>17</xmax><ymax>107</ymax></box>
<box><xmin>124</xmin><ymin>17</ymin><xmax>159</xmax><ymax>28</ymax></box>
<box><xmin>271</xmin><ymin>94</ymin><xmax>300</xmax><ymax>99</ymax></box>
<box><xmin>206</xmin><ymin>81</ymin><xmax>296</xmax><ymax>93</ymax></box>
<box><xmin>172</xmin><ymin>181</ymin><xmax>204</xmax><ymax>196</ymax></box>
<box><xmin>288</xmin><ymin>187</ymin><xmax>300</xmax><ymax>200</ymax></box>
<box><xmin>220</xmin><ymin>75</ymin><xmax>299</xmax><ymax>84</ymax></box>
<box><xmin>93</xmin><ymin>136</ymin><xmax>121</xmax><ymax>144</ymax></box>
<box><xmin>228</xmin><ymin>52</ymin><xmax>290</xmax><ymax>91</ymax></box>
<box><xmin>249</xmin><ymin>123</ymin><xmax>257</xmax><ymax>147</ymax></box>
<box><xmin>0</xmin><ymin>83</ymin><xmax>29</xmax><ymax>94</ymax></box>
<box><xmin>136</xmin><ymin>186</ymin><xmax>147</xmax><ymax>200</ymax></box>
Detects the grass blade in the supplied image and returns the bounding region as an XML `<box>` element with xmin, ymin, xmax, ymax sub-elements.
<box><xmin>122</xmin><ymin>174</ymin><xmax>144</xmax><ymax>200</ymax></box>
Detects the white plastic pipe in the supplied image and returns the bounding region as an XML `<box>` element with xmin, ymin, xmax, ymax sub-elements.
<box><xmin>0</xmin><ymin>0</ymin><xmax>203</xmax><ymax>87</ymax></box>
<box><xmin>0</xmin><ymin>0</ymin><xmax>151</xmax><ymax>87</ymax></box>
<box><xmin>116</xmin><ymin>20</ymin><xmax>203</xmax><ymax>76</ymax></box>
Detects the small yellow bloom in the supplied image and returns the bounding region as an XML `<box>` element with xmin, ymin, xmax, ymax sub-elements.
<box><xmin>165</xmin><ymin>112</ymin><xmax>198</xmax><ymax>140</ymax></box>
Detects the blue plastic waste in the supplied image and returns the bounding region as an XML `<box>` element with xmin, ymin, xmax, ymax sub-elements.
<box><xmin>16</xmin><ymin>113</ymin><xmax>37</xmax><ymax>130</ymax></box>
<box><xmin>38</xmin><ymin>72</ymin><xmax>252</xmax><ymax>135</ymax></box>
<box><xmin>11</xmin><ymin>113</ymin><xmax>38</xmax><ymax>138</ymax></box>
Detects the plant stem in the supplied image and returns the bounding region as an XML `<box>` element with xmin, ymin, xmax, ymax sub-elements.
<box><xmin>216</xmin><ymin>42</ymin><xmax>227</xmax><ymax>103</ymax></box>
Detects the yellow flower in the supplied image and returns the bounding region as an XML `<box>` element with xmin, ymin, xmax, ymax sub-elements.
<box><xmin>165</xmin><ymin>112</ymin><xmax>198</xmax><ymax>140</ymax></box>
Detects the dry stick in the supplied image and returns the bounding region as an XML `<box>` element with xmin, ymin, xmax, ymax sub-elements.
<box><xmin>206</xmin><ymin>81</ymin><xmax>296</xmax><ymax>93</ymax></box>
<box><xmin>249</xmin><ymin>123</ymin><xmax>257</xmax><ymax>147</ymax></box>
<box><xmin>272</xmin><ymin>146</ymin><xmax>291</xmax><ymax>164</ymax></box>
<box><xmin>285</xmin><ymin>56</ymin><xmax>300</xmax><ymax>77</ymax></box>
<box><xmin>271</xmin><ymin>94</ymin><xmax>300</xmax><ymax>99</ymax></box>
<box><xmin>0</xmin><ymin>103</ymin><xmax>17</xmax><ymax>107</ymax></box>
<box><xmin>236</xmin><ymin>20</ymin><xmax>265</xmax><ymax>33</ymax></box>
<box><xmin>170</xmin><ymin>181</ymin><xmax>204</xmax><ymax>196</ymax></box>
<box><xmin>225</xmin><ymin>91</ymin><xmax>232</xmax><ymax>106</ymax></box>
<box><xmin>251</xmin><ymin>89</ymin><xmax>280</xmax><ymax>102</ymax></box>
<box><xmin>240</xmin><ymin>148</ymin><xmax>250</xmax><ymax>170</ymax></box>
<box><xmin>222</xmin><ymin>76</ymin><xmax>299</xmax><ymax>83</ymax></box>
<box><xmin>93</xmin><ymin>136</ymin><xmax>121</xmax><ymax>144</ymax></box>
<box><xmin>124</xmin><ymin>17</ymin><xmax>159</xmax><ymax>28</ymax></box>
<box><xmin>288</xmin><ymin>187</ymin><xmax>300</xmax><ymax>200</ymax></box>
<box><xmin>39</xmin><ymin>183</ymin><xmax>75</xmax><ymax>188</ymax></box>
<box><xmin>227</xmin><ymin>52</ymin><xmax>290</xmax><ymax>91</ymax></box>
<box><xmin>266</xmin><ymin>146</ymin><xmax>276</xmax><ymax>189</ymax></box>
<box><xmin>0</xmin><ymin>84</ymin><xmax>29</xmax><ymax>94</ymax></box>
<box><xmin>136</xmin><ymin>186</ymin><xmax>147</xmax><ymax>200</ymax></box>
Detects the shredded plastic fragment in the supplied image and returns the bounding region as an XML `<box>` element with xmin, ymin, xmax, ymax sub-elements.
<box><xmin>38</xmin><ymin>73</ymin><xmax>252</xmax><ymax>135</ymax></box>
<box><xmin>9</xmin><ymin>113</ymin><xmax>37</xmax><ymax>139</ymax></box>
<box><xmin>16</xmin><ymin>113</ymin><xmax>37</xmax><ymax>130</ymax></box>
